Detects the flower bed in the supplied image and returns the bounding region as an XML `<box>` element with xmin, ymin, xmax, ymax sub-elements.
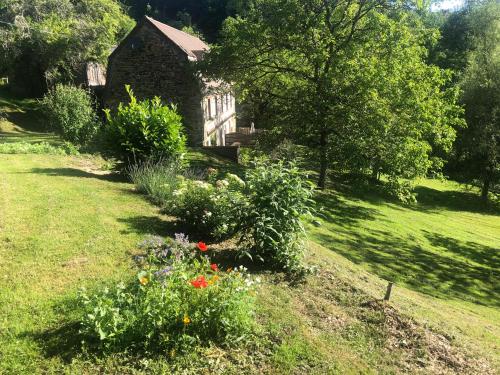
<box><xmin>79</xmin><ymin>235</ymin><xmax>258</xmax><ymax>353</ymax></box>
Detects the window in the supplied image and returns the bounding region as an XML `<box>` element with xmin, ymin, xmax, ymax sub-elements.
<box><xmin>225</xmin><ymin>94</ymin><xmax>229</xmax><ymax>111</ymax></box>
<box><xmin>214</xmin><ymin>97</ymin><xmax>218</xmax><ymax>116</ymax></box>
<box><xmin>221</xmin><ymin>95</ymin><xmax>225</xmax><ymax>112</ymax></box>
<box><xmin>207</xmin><ymin>98</ymin><xmax>212</xmax><ymax>119</ymax></box>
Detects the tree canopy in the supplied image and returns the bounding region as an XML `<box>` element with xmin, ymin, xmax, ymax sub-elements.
<box><xmin>0</xmin><ymin>0</ymin><xmax>134</xmax><ymax>95</ymax></box>
<box><xmin>454</xmin><ymin>0</ymin><xmax>500</xmax><ymax>200</ymax></box>
<box><xmin>204</xmin><ymin>0</ymin><xmax>463</xmax><ymax>192</ymax></box>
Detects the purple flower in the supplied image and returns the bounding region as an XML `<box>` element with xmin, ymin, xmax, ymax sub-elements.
<box><xmin>138</xmin><ymin>235</ymin><xmax>166</xmax><ymax>250</ymax></box>
<box><xmin>174</xmin><ymin>233</ymin><xmax>190</xmax><ymax>247</ymax></box>
<box><xmin>153</xmin><ymin>247</ymin><xmax>171</xmax><ymax>260</ymax></box>
<box><xmin>154</xmin><ymin>266</ymin><xmax>173</xmax><ymax>277</ymax></box>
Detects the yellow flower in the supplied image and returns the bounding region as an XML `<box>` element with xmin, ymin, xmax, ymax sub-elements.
<box><xmin>139</xmin><ymin>276</ymin><xmax>149</xmax><ymax>286</ymax></box>
<box><xmin>183</xmin><ymin>315</ymin><xmax>191</xmax><ymax>325</ymax></box>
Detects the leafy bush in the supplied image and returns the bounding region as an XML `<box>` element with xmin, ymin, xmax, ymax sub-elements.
<box><xmin>79</xmin><ymin>235</ymin><xmax>257</xmax><ymax>353</ymax></box>
<box><xmin>105</xmin><ymin>85</ymin><xmax>187</xmax><ymax>162</ymax></box>
<box><xmin>239</xmin><ymin>160</ymin><xmax>314</xmax><ymax>272</ymax></box>
<box><xmin>384</xmin><ymin>177</ymin><xmax>417</xmax><ymax>204</ymax></box>
<box><xmin>170</xmin><ymin>173</ymin><xmax>246</xmax><ymax>241</ymax></box>
<box><xmin>40</xmin><ymin>84</ymin><xmax>98</xmax><ymax>145</ymax></box>
<box><xmin>0</xmin><ymin>141</ymin><xmax>79</xmax><ymax>155</ymax></box>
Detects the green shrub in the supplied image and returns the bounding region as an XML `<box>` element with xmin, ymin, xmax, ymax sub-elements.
<box><xmin>40</xmin><ymin>84</ymin><xmax>98</xmax><ymax>145</ymax></box>
<box><xmin>104</xmin><ymin>85</ymin><xmax>187</xmax><ymax>162</ymax></box>
<box><xmin>239</xmin><ymin>160</ymin><xmax>314</xmax><ymax>272</ymax></box>
<box><xmin>78</xmin><ymin>235</ymin><xmax>257</xmax><ymax>352</ymax></box>
<box><xmin>0</xmin><ymin>141</ymin><xmax>79</xmax><ymax>155</ymax></box>
<box><xmin>170</xmin><ymin>173</ymin><xmax>246</xmax><ymax>241</ymax></box>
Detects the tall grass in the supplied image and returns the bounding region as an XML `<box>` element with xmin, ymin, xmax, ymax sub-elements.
<box><xmin>127</xmin><ymin>159</ymin><xmax>181</xmax><ymax>207</ymax></box>
<box><xmin>127</xmin><ymin>159</ymin><xmax>204</xmax><ymax>208</ymax></box>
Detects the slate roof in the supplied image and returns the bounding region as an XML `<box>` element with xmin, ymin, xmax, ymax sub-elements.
<box><xmin>145</xmin><ymin>16</ymin><xmax>209</xmax><ymax>61</ymax></box>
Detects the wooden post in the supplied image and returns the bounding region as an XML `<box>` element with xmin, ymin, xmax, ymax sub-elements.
<box><xmin>384</xmin><ymin>282</ymin><xmax>394</xmax><ymax>301</ymax></box>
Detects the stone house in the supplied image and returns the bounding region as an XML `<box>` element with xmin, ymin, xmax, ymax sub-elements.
<box><xmin>104</xmin><ymin>16</ymin><xmax>236</xmax><ymax>146</ymax></box>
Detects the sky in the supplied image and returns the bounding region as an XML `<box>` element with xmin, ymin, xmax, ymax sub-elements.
<box><xmin>431</xmin><ymin>0</ymin><xmax>465</xmax><ymax>11</ymax></box>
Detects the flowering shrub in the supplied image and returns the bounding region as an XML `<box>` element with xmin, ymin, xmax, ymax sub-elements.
<box><xmin>127</xmin><ymin>158</ymin><xmax>185</xmax><ymax>207</ymax></box>
<box><xmin>78</xmin><ymin>234</ymin><xmax>257</xmax><ymax>352</ymax></box>
<box><xmin>170</xmin><ymin>174</ymin><xmax>246</xmax><ymax>241</ymax></box>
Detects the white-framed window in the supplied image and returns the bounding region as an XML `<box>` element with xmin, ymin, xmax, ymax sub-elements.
<box><xmin>207</xmin><ymin>98</ymin><xmax>212</xmax><ymax>119</ymax></box>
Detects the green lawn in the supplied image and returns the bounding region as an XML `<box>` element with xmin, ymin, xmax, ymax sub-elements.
<box><xmin>309</xmin><ymin>181</ymin><xmax>500</xmax><ymax>367</ymax></box>
<box><xmin>310</xmin><ymin>179</ymin><xmax>499</xmax><ymax>307</ymax></box>
<box><xmin>1</xmin><ymin>90</ymin><xmax>499</xmax><ymax>373</ymax></box>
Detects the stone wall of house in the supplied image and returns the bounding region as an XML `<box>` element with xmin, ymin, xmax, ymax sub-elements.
<box><xmin>104</xmin><ymin>21</ymin><xmax>205</xmax><ymax>145</ymax></box>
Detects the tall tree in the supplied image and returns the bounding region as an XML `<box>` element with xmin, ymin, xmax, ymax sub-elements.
<box><xmin>0</xmin><ymin>0</ymin><xmax>134</xmax><ymax>95</ymax></box>
<box><xmin>457</xmin><ymin>0</ymin><xmax>499</xmax><ymax>201</ymax></box>
<box><xmin>204</xmin><ymin>0</ymin><xmax>462</xmax><ymax>189</ymax></box>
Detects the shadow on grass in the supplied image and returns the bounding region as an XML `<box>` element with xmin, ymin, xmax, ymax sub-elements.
<box><xmin>414</xmin><ymin>186</ymin><xmax>500</xmax><ymax>215</ymax></box>
<box><xmin>29</xmin><ymin>167</ymin><xmax>126</xmax><ymax>182</ymax></box>
<box><xmin>314</xmin><ymin>192</ymin><xmax>380</xmax><ymax>228</ymax></box>
<box><xmin>6</xmin><ymin>110</ymin><xmax>46</xmax><ymax>133</ymax></box>
<box><xmin>187</xmin><ymin>148</ymin><xmax>244</xmax><ymax>177</ymax></box>
<box><xmin>26</xmin><ymin>322</ymin><xmax>82</xmax><ymax>363</ymax></box>
<box><xmin>315</xmin><ymin>228</ymin><xmax>499</xmax><ymax>307</ymax></box>
<box><xmin>117</xmin><ymin>215</ymin><xmax>179</xmax><ymax>238</ymax></box>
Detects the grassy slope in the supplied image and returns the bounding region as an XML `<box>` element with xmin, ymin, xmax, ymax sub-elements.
<box><xmin>0</xmin><ymin>88</ymin><xmax>61</xmax><ymax>145</ymax></box>
<box><xmin>308</xmin><ymin>180</ymin><xmax>500</xmax><ymax>363</ymax></box>
<box><xmin>1</xmin><ymin>90</ymin><xmax>498</xmax><ymax>373</ymax></box>
<box><xmin>0</xmin><ymin>154</ymin><xmax>176</xmax><ymax>373</ymax></box>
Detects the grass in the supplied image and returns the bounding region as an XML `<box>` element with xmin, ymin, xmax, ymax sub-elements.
<box><xmin>310</xmin><ymin>179</ymin><xmax>499</xmax><ymax>306</ymax></box>
<box><xmin>0</xmin><ymin>86</ymin><xmax>60</xmax><ymax>145</ymax></box>
<box><xmin>1</xmin><ymin>88</ymin><xmax>498</xmax><ymax>373</ymax></box>
<box><xmin>308</xmin><ymin>179</ymin><xmax>500</xmax><ymax>366</ymax></box>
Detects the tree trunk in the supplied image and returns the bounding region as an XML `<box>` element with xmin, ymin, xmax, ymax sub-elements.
<box><xmin>317</xmin><ymin>131</ymin><xmax>328</xmax><ymax>189</ymax></box>
<box><xmin>481</xmin><ymin>174</ymin><xmax>490</xmax><ymax>202</ymax></box>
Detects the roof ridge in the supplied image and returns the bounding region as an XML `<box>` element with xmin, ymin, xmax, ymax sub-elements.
<box><xmin>144</xmin><ymin>16</ymin><xmax>209</xmax><ymax>60</ymax></box>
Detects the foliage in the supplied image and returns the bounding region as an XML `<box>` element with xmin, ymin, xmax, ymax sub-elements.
<box><xmin>455</xmin><ymin>0</ymin><xmax>500</xmax><ymax>200</ymax></box>
<box><xmin>121</xmin><ymin>0</ymin><xmax>242</xmax><ymax>42</ymax></box>
<box><xmin>170</xmin><ymin>172</ymin><xmax>246</xmax><ymax>241</ymax></box>
<box><xmin>204</xmin><ymin>0</ymin><xmax>463</xmax><ymax>191</ymax></box>
<box><xmin>40</xmin><ymin>84</ymin><xmax>98</xmax><ymax>145</ymax></box>
<box><xmin>104</xmin><ymin>85</ymin><xmax>187</xmax><ymax>162</ymax></box>
<box><xmin>78</xmin><ymin>235</ymin><xmax>257</xmax><ymax>352</ymax></box>
<box><xmin>0</xmin><ymin>0</ymin><xmax>134</xmax><ymax>95</ymax></box>
<box><xmin>130</xmin><ymin>156</ymin><xmax>314</xmax><ymax>271</ymax></box>
<box><xmin>128</xmin><ymin>158</ymin><xmax>186</xmax><ymax>207</ymax></box>
<box><xmin>0</xmin><ymin>141</ymin><xmax>79</xmax><ymax>155</ymax></box>
<box><xmin>239</xmin><ymin>160</ymin><xmax>314</xmax><ymax>272</ymax></box>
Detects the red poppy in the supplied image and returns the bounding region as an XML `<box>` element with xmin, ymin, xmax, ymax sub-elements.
<box><xmin>197</xmin><ymin>242</ymin><xmax>208</xmax><ymax>252</ymax></box>
<box><xmin>190</xmin><ymin>275</ymin><xmax>208</xmax><ymax>289</ymax></box>
<box><xmin>210</xmin><ymin>263</ymin><xmax>219</xmax><ymax>272</ymax></box>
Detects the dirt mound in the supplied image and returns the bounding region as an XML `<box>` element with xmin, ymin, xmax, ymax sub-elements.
<box><xmin>362</xmin><ymin>300</ymin><xmax>495</xmax><ymax>374</ymax></box>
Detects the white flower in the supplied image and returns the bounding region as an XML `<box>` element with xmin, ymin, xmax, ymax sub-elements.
<box><xmin>193</xmin><ymin>180</ymin><xmax>211</xmax><ymax>189</ymax></box>
<box><xmin>216</xmin><ymin>179</ymin><xmax>230</xmax><ymax>189</ymax></box>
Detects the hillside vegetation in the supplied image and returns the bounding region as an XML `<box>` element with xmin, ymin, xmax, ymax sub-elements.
<box><xmin>1</xmin><ymin>92</ymin><xmax>499</xmax><ymax>374</ymax></box>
